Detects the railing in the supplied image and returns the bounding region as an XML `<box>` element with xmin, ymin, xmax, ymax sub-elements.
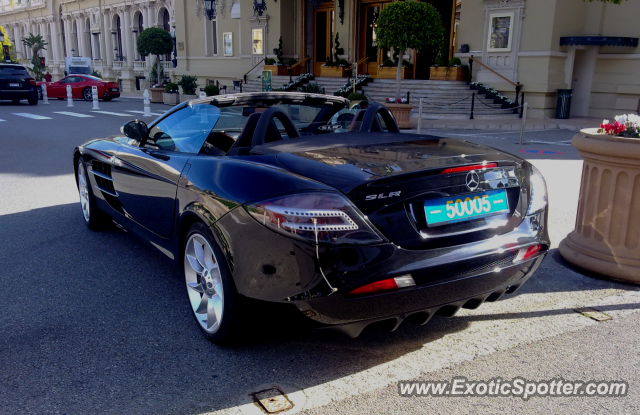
<box><xmin>161</xmin><ymin>61</ymin><xmax>171</xmax><ymax>70</ymax></box>
<box><xmin>288</xmin><ymin>56</ymin><xmax>311</xmax><ymax>81</ymax></box>
<box><xmin>112</xmin><ymin>61</ymin><xmax>123</xmax><ymax>70</ymax></box>
<box><xmin>355</xmin><ymin>56</ymin><xmax>370</xmax><ymax>76</ymax></box>
<box><xmin>133</xmin><ymin>61</ymin><xmax>146</xmax><ymax>71</ymax></box>
<box><xmin>469</xmin><ymin>55</ymin><xmax>524</xmax><ymax>117</ymax></box>
<box><xmin>243</xmin><ymin>57</ymin><xmax>267</xmax><ymax>83</ymax></box>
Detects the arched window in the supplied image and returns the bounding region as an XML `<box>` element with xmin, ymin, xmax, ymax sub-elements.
<box><xmin>115</xmin><ymin>15</ymin><xmax>123</xmax><ymax>61</ymax></box>
<box><xmin>162</xmin><ymin>9</ymin><xmax>170</xmax><ymax>61</ymax></box>
<box><xmin>137</xmin><ymin>13</ymin><xmax>144</xmax><ymax>61</ymax></box>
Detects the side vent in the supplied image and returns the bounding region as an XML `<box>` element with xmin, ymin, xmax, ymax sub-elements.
<box><xmin>90</xmin><ymin>160</ymin><xmax>122</xmax><ymax>213</ymax></box>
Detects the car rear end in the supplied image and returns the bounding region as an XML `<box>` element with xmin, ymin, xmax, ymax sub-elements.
<box><xmin>0</xmin><ymin>64</ymin><xmax>38</xmax><ymax>103</ymax></box>
<box><xmin>102</xmin><ymin>81</ymin><xmax>120</xmax><ymax>99</ymax></box>
<box><xmin>234</xmin><ymin>135</ymin><xmax>549</xmax><ymax>336</ymax></box>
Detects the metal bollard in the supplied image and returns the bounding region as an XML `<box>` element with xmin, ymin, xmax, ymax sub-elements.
<box><xmin>519</xmin><ymin>102</ymin><xmax>528</xmax><ymax>145</ymax></box>
<box><xmin>41</xmin><ymin>84</ymin><xmax>49</xmax><ymax>105</ymax></box>
<box><xmin>91</xmin><ymin>86</ymin><xmax>100</xmax><ymax>110</ymax></box>
<box><xmin>417</xmin><ymin>98</ymin><xmax>423</xmax><ymax>135</ymax></box>
<box><xmin>66</xmin><ymin>84</ymin><xmax>73</xmax><ymax>107</ymax></box>
<box><xmin>143</xmin><ymin>89</ymin><xmax>152</xmax><ymax>117</ymax></box>
<box><xmin>470</xmin><ymin>93</ymin><xmax>475</xmax><ymax>120</ymax></box>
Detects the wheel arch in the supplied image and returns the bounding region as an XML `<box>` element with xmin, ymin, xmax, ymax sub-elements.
<box><xmin>73</xmin><ymin>148</ymin><xmax>82</xmax><ymax>188</ymax></box>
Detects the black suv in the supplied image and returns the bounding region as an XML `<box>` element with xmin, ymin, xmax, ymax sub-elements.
<box><xmin>0</xmin><ymin>64</ymin><xmax>38</xmax><ymax>105</ymax></box>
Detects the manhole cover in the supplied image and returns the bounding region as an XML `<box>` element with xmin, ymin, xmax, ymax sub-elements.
<box><xmin>575</xmin><ymin>307</ymin><xmax>612</xmax><ymax>322</ymax></box>
<box><xmin>252</xmin><ymin>388</ymin><xmax>293</xmax><ymax>414</ymax></box>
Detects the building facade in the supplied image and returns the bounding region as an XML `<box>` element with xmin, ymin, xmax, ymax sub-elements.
<box><xmin>2</xmin><ymin>0</ymin><xmax>639</xmax><ymax>119</ymax></box>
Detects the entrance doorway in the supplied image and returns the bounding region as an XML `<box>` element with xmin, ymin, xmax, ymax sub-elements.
<box><xmin>570</xmin><ymin>47</ymin><xmax>598</xmax><ymax>117</ymax></box>
<box><xmin>313</xmin><ymin>2</ymin><xmax>335</xmax><ymax>75</ymax></box>
<box><xmin>359</xmin><ymin>2</ymin><xmax>391</xmax><ymax>75</ymax></box>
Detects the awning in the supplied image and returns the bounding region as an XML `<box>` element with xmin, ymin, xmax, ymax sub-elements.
<box><xmin>560</xmin><ymin>36</ymin><xmax>639</xmax><ymax>47</ymax></box>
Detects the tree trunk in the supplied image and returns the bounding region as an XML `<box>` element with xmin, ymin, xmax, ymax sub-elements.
<box><xmin>395</xmin><ymin>49</ymin><xmax>404</xmax><ymax>101</ymax></box>
<box><xmin>156</xmin><ymin>54</ymin><xmax>161</xmax><ymax>86</ymax></box>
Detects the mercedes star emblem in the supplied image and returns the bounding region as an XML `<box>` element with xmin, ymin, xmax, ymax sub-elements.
<box><xmin>466</xmin><ymin>171</ymin><xmax>480</xmax><ymax>191</ymax></box>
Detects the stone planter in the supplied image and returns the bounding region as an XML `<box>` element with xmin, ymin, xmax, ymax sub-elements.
<box><xmin>377</xmin><ymin>66</ymin><xmax>413</xmax><ymax>80</ymax></box>
<box><xmin>559</xmin><ymin>128</ymin><xmax>640</xmax><ymax>283</ymax></box>
<box><xmin>320</xmin><ymin>66</ymin><xmax>350</xmax><ymax>77</ymax></box>
<box><xmin>429</xmin><ymin>67</ymin><xmax>465</xmax><ymax>81</ymax></box>
<box><xmin>163</xmin><ymin>92</ymin><xmax>180</xmax><ymax>105</ymax></box>
<box><xmin>180</xmin><ymin>93</ymin><xmax>198</xmax><ymax>103</ymax></box>
<box><xmin>384</xmin><ymin>103</ymin><xmax>413</xmax><ymax>129</ymax></box>
<box><xmin>264</xmin><ymin>65</ymin><xmax>290</xmax><ymax>76</ymax></box>
<box><xmin>149</xmin><ymin>87</ymin><xmax>164</xmax><ymax>103</ymax></box>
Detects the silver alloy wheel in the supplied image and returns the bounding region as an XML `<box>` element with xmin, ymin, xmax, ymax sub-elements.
<box><xmin>184</xmin><ymin>234</ymin><xmax>224</xmax><ymax>334</ymax></box>
<box><xmin>83</xmin><ymin>88</ymin><xmax>92</xmax><ymax>101</ymax></box>
<box><xmin>78</xmin><ymin>162</ymin><xmax>90</xmax><ymax>222</ymax></box>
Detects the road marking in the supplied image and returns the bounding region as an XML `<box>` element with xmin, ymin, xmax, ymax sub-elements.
<box><xmin>126</xmin><ymin>110</ymin><xmax>165</xmax><ymax>116</ymax></box>
<box><xmin>0</xmin><ymin>119</ymin><xmax>5</xmax><ymax>122</ymax></box>
<box><xmin>91</xmin><ymin>110</ymin><xmax>132</xmax><ymax>117</ymax></box>
<box><xmin>53</xmin><ymin>111</ymin><xmax>95</xmax><ymax>118</ymax></box>
<box><xmin>12</xmin><ymin>113</ymin><xmax>53</xmax><ymax>120</ymax></box>
<box><xmin>518</xmin><ymin>149</ymin><xmax>564</xmax><ymax>155</ymax></box>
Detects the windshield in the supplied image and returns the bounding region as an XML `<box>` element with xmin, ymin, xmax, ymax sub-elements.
<box><xmin>0</xmin><ymin>66</ymin><xmax>29</xmax><ymax>76</ymax></box>
<box><xmin>83</xmin><ymin>75</ymin><xmax>103</xmax><ymax>81</ymax></box>
<box><xmin>69</xmin><ymin>66</ymin><xmax>91</xmax><ymax>75</ymax></box>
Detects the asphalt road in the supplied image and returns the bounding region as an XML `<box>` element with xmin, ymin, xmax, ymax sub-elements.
<box><xmin>0</xmin><ymin>99</ymin><xmax>638</xmax><ymax>415</ymax></box>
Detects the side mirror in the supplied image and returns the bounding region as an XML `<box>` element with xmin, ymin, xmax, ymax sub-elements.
<box><xmin>121</xmin><ymin>120</ymin><xmax>149</xmax><ymax>141</ymax></box>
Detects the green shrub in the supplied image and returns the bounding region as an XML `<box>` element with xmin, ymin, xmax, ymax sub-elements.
<box><xmin>300</xmin><ymin>82</ymin><xmax>324</xmax><ymax>93</ymax></box>
<box><xmin>287</xmin><ymin>58</ymin><xmax>298</xmax><ymax>66</ymax></box>
<box><xmin>91</xmin><ymin>70</ymin><xmax>103</xmax><ymax>78</ymax></box>
<box><xmin>165</xmin><ymin>82</ymin><xmax>179</xmax><ymax>93</ymax></box>
<box><xmin>276</xmin><ymin>36</ymin><xmax>284</xmax><ymax>64</ymax></box>
<box><xmin>177</xmin><ymin>75</ymin><xmax>198</xmax><ymax>95</ymax></box>
<box><xmin>436</xmin><ymin>41</ymin><xmax>449</xmax><ymax>67</ymax></box>
<box><xmin>448</xmin><ymin>57</ymin><xmax>462</xmax><ymax>67</ymax></box>
<box><xmin>265</xmin><ymin>58</ymin><xmax>276</xmax><ymax>65</ymax></box>
<box><xmin>204</xmin><ymin>84</ymin><xmax>219</xmax><ymax>96</ymax></box>
<box><xmin>347</xmin><ymin>92</ymin><xmax>367</xmax><ymax>101</ymax></box>
<box><xmin>402</xmin><ymin>59</ymin><xmax>413</xmax><ymax>68</ymax></box>
<box><xmin>324</xmin><ymin>59</ymin><xmax>335</xmax><ymax>67</ymax></box>
<box><xmin>338</xmin><ymin>59</ymin><xmax>349</xmax><ymax>67</ymax></box>
<box><xmin>381</xmin><ymin>59</ymin><xmax>395</xmax><ymax>68</ymax></box>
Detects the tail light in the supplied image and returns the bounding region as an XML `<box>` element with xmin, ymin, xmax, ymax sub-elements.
<box><xmin>348</xmin><ymin>275</ymin><xmax>415</xmax><ymax>297</ymax></box>
<box><xmin>513</xmin><ymin>244</ymin><xmax>543</xmax><ymax>263</ymax></box>
<box><xmin>245</xmin><ymin>192</ymin><xmax>384</xmax><ymax>245</ymax></box>
<box><xmin>441</xmin><ymin>162</ymin><xmax>497</xmax><ymax>174</ymax></box>
<box><xmin>29</xmin><ymin>78</ymin><xmax>36</xmax><ymax>85</ymax></box>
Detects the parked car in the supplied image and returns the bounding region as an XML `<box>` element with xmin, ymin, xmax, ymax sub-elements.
<box><xmin>0</xmin><ymin>63</ymin><xmax>38</xmax><ymax>105</ymax></box>
<box><xmin>38</xmin><ymin>75</ymin><xmax>120</xmax><ymax>101</ymax></box>
<box><xmin>73</xmin><ymin>92</ymin><xmax>549</xmax><ymax>344</ymax></box>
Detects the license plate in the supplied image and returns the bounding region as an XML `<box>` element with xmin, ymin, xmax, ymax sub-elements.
<box><xmin>110</xmin><ymin>88</ymin><xmax>118</xmax><ymax>92</ymax></box>
<box><xmin>423</xmin><ymin>189</ymin><xmax>509</xmax><ymax>227</ymax></box>
<box><xmin>9</xmin><ymin>83</ymin><xmax>20</xmax><ymax>87</ymax></box>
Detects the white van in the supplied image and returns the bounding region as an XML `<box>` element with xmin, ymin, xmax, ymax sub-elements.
<box><xmin>65</xmin><ymin>57</ymin><xmax>92</xmax><ymax>75</ymax></box>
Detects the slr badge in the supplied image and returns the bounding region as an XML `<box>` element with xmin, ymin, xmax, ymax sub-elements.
<box><xmin>365</xmin><ymin>191</ymin><xmax>401</xmax><ymax>201</ymax></box>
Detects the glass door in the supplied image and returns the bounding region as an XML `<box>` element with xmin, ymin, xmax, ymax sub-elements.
<box><xmin>313</xmin><ymin>3</ymin><xmax>335</xmax><ymax>75</ymax></box>
<box><xmin>361</xmin><ymin>3</ymin><xmax>391</xmax><ymax>75</ymax></box>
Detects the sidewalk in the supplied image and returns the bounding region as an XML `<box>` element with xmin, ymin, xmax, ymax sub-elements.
<box><xmin>119</xmin><ymin>91</ymin><xmax>145</xmax><ymax>100</ymax></box>
<box><xmin>412</xmin><ymin>116</ymin><xmax>602</xmax><ymax>132</ymax></box>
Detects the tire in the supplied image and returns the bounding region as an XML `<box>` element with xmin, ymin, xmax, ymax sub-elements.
<box><xmin>103</xmin><ymin>96</ymin><xmax>113</xmax><ymax>102</ymax></box>
<box><xmin>77</xmin><ymin>160</ymin><xmax>108</xmax><ymax>230</ymax></box>
<box><xmin>28</xmin><ymin>96</ymin><xmax>38</xmax><ymax>105</ymax></box>
<box><xmin>82</xmin><ymin>87</ymin><xmax>92</xmax><ymax>101</ymax></box>
<box><xmin>183</xmin><ymin>222</ymin><xmax>244</xmax><ymax>345</ymax></box>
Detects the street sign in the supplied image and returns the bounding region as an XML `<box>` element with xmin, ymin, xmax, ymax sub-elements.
<box><xmin>39</xmin><ymin>56</ymin><xmax>45</xmax><ymax>67</ymax></box>
<box><xmin>261</xmin><ymin>70</ymin><xmax>272</xmax><ymax>92</ymax></box>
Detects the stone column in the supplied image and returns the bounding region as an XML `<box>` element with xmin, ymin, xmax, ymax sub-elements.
<box><xmin>63</xmin><ymin>17</ymin><xmax>72</xmax><ymax>58</ymax></box>
<box><xmin>76</xmin><ymin>16</ymin><xmax>87</xmax><ymax>58</ymax></box>
<box><xmin>122</xmin><ymin>8</ymin><xmax>134</xmax><ymax>67</ymax></box>
<box><xmin>103</xmin><ymin>12</ymin><xmax>113</xmax><ymax>66</ymax></box>
<box><xmin>559</xmin><ymin>128</ymin><xmax>640</xmax><ymax>283</ymax></box>
<box><xmin>89</xmin><ymin>30</ymin><xmax>97</xmax><ymax>60</ymax></box>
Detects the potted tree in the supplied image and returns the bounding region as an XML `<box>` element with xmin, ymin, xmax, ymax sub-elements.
<box><xmin>320</xmin><ymin>33</ymin><xmax>351</xmax><ymax>78</ymax></box>
<box><xmin>375</xmin><ymin>1</ymin><xmax>444</xmax><ymax>128</ymax></box>
<box><xmin>163</xmin><ymin>82</ymin><xmax>180</xmax><ymax>105</ymax></box>
<box><xmin>431</xmin><ymin>57</ymin><xmax>466</xmax><ymax>81</ymax></box>
<box><xmin>22</xmin><ymin>33</ymin><xmax>48</xmax><ymax>81</ymax></box>
<box><xmin>137</xmin><ymin>27</ymin><xmax>173</xmax><ymax>103</ymax></box>
<box><xmin>204</xmin><ymin>84</ymin><xmax>219</xmax><ymax>96</ymax></box>
<box><xmin>264</xmin><ymin>36</ymin><xmax>289</xmax><ymax>76</ymax></box>
<box><xmin>177</xmin><ymin>75</ymin><xmax>198</xmax><ymax>102</ymax></box>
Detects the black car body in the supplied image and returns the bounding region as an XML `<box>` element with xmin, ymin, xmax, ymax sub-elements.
<box><xmin>0</xmin><ymin>64</ymin><xmax>38</xmax><ymax>104</ymax></box>
<box><xmin>74</xmin><ymin>92</ymin><xmax>549</xmax><ymax>342</ymax></box>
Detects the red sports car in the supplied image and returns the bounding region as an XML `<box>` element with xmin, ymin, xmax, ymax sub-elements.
<box><xmin>37</xmin><ymin>75</ymin><xmax>120</xmax><ymax>101</ymax></box>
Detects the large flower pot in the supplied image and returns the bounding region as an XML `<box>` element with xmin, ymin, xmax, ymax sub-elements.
<box><xmin>180</xmin><ymin>93</ymin><xmax>198</xmax><ymax>103</ymax></box>
<box><xmin>559</xmin><ymin>128</ymin><xmax>640</xmax><ymax>283</ymax></box>
<box><xmin>149</xmin><ymin>87</ymin><xmax>164</xmax><ymax>103</ymax></box>
<box><xmin>162</xmin><ymin>92</ymin><xmax>180</xmax><ymax>106</ymax></box>
<box><xmin>377</xmin><ymin>66</ymin><xmax>413</xmax><ymax>80</ymax></box>
<box><xmin>320</xmin><ymin>66</ymin><xmax>350</xmax><ymax>77</ymax></box>
<box><xmin>384</xmin><ymin>103</ymin><xmax>413</xmax><ymax>130</ymax></box>
<box><xmin>429</xmin><ymin>67</ymin><xmax>465</xmax><ymax>81</ymax></box>
<box><xmin>264</xmin><ymin>65</ymin><xmax>290</xmax><ymax>76</ymax></box>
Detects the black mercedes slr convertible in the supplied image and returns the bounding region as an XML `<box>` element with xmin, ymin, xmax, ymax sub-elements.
<box><xmin>74</xmin><ymin>92</ymin><xmax>549</xmax><ymax>343</ymax></box>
